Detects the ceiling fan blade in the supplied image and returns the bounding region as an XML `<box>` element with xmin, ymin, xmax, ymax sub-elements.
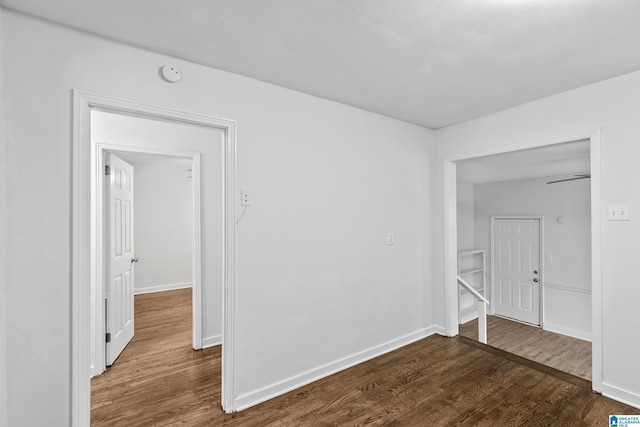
<box><xmin>546</xmin><ymin>176</ymin><xmax>591</xmax><ymax>184</ymax></box>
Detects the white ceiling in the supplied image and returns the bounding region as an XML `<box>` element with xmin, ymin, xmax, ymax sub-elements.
<box><xmin>3</xmin><ymin>0</ymin><xmax>640</xmax><ymax>128</ymax></box>
<box><xmin>456</xmin><ymin>139</ymin><xmax>590</xmax><ymax>184</ymax></box>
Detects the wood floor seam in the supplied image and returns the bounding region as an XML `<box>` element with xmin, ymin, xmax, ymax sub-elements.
<box><xmin>456</xmin><ymin>334</ymin><xmax>593</xmax><ymax>390</ymax></box>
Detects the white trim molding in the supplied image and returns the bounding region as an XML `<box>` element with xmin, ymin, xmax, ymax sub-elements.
<box><xmin>543</xmin><ymin>282</ymin><xmax>591</xmax><ymax>294</ymax></box>
<box><xmin>234</xmin><ymin>326</ymin><xmax>441</xmax><ymax>411</ymax></box>
<box><xmin>191</xmin><ymin>152</ymin><xmax>203</xmax><ymax>351</ymax></box>
<box><xmin>589</xmin><ymin>129</ymin><xmax>603</xmax><ymax>393</ymax></box>
<box><xmin>202</xmin><ymin>335</ymin><xmax>223</xmax><ymax>349</ymax></box>
<box><xmin>543</xmin><ymin>323</ymin><xmax>591</xmax><ymax>342</ymax></box>
<box><xmin>602</xmin><ymin>383</ymin><xmax>640</xmax><ymax>410</ymax></box>
<box><xmin>442</xmin><ymin>129</ymin><xmax>603</xmax><ymax>397</ymax></box>
<box><xmin>443</xmin><ymin>159</ymin><xmax>458</xmax><ymax>337</ymax></box>
<box><xmin>460</xmin><ymin>311</ymin><xmax>479</xmax><ymax>325</ymax></box>
<box><xmin>72</xmin><ymin>90</ymin><xmax>237</xmax><ymax>426</ymax></box>
<box><xmin>432</xmin><ymin>325</ymin><xmax>447</xmax><ymax>336</ymax></box>
<box><xmin>134</xmin><ymin>282</ymin><xmax>193</xmax><ymax>295</ymax></box>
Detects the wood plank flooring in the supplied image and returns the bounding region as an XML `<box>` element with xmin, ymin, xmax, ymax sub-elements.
<box><xmin>459</xmin><ymin>315</ymin><xmax>592</xmax><ymax>380</ymax></box>
<box><xmin>91</xmin><ymin>288</ymin><xmax>221</xmax><ymax>426</ymax></box>
<box><xmin>92</xmin><ymin>290</ymin><xmax>632</xmax><ymax>426</ymax></box>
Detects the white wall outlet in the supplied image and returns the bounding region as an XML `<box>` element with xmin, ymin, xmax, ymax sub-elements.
<box><xmin>608</xmin><ymin>205</ymin><xmax>630</xmax><ymax>221</ymax></box>
<box><xmin>241</xmin><ymin>190</ymin><xmax>251</xmax><ymax>206</ymax></box>
<box><xmin>387</xmin><ymin>232</ymin><xmax>394</xmax><ymax>245</ymax></box>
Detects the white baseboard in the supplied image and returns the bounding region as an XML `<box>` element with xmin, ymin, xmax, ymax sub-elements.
<box><xmin>433</xmin><ymin>325</ymin><xmax>446</xmax><ymax>336</ymax></box>
<box><xmin>202</xmin><ymin>335</ymin><xmax>222</xmax><ymax>349</ymax></box>
<box><xmin>234</xmin><ymin>325</ymin><xmax>441</xmax><ymax>411</ymax></box>
<box><xmin>543</xmin><ymin>322</ymin><xmax>591</xmax><ymax>342</ymax></box>
<box><xmin>460</xmin><ymin>311</ymin><xmax>479</xmax><ymax>325</ymax></box>
<box><xmin>602</xmin><ymin>383</ymin><xmax>640</xmax><ymax>409</ymax></box>
<box><xmin>134</xmin><ymin>282</ymin><xmax>192</xmax><ymax>295</ymax></box>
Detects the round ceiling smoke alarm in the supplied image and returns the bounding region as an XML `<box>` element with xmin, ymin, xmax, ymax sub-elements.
<box><xmin>161</xmin><ymin>65</ymin><xmax>182</xmax><ymax>83</ymax></box>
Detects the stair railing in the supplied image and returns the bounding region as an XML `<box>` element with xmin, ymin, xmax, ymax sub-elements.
<box><xmin>457</xmin><ymin>275</ymin><xmax>489</xmax><ymax>344</ymax></box>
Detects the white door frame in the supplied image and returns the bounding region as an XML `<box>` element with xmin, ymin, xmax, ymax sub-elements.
<box><xmin>72</xmin><ymin>90</ymin><xmax>238</xmax><ymax>426</ymax></box>
<box><xmin>96</xmin><ymin>144</ymin><xmax>202</xmax><ymax>374</ymax></box>
<box><xmin>443</xmin><ymin>129</ymin><xmax>602</xmax><ymax>393</ymax></box>
<box><xmin>490</xmin><ymin>216</ymin><xmax>544</xmax><ymax>326</ymax></box>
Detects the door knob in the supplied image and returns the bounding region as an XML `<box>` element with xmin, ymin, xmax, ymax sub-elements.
<box><xmin>533</xmin><ymin>278</ymin><xmax>538</xmax><ymax>283</ymax></box>
<box><xmin>131</xmin><ymin>257</ymin><xmax>140</xmax><ymax>263</ymax></box>
<box><xmin>533</xmin><ymin>270</ymin><xmax>538</xmax><ymax>274</ymax></box>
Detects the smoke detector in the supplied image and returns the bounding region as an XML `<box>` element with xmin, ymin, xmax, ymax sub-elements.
<box><xmin>161</xmin><ymin>65</ymin><xmax>182</xmax><ymax>83</ymax></box>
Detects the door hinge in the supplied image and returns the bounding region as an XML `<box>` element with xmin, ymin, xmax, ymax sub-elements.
<box><xmin>106</xmin><ymin>332</ymin><xmax>111</xmax><ymax>343</ymax></box>
<box><xmin>105</xmin><ymin>165</ymin><xmax>111</xmax><ymax>175</ymax></box>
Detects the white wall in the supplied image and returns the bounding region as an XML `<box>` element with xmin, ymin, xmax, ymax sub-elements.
<box><xmin>126</xmin><ymin>159</ymin><xmax>193</xmax><ymax>293</ymax></box>
<box><xmin>434</xmin><ymin>69</ymin><xmax>640</xmax><ymax>407</ymax></box>
<box><xmin>2</xmin><ymin>11</ymin><xmax>434</xmax><ymax>425</ymax></box>
<box><xmin>0</xmin><ymin>7</ymin><xmax>8</xmax><ymax>427</ymax></box>
<box><xmin>473</xmin><ymin>176</ymin><xmax>591</xmax><ymax>340</ymax></box>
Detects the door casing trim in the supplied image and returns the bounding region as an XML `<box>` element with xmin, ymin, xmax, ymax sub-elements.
<box><xmin>442</xmin><ymin>129</ymin><xmax>602</xmax><ymax>392</ymax></box>
<box><xmin>72</xmin><ymin>90</ymin><xmax>238</xmax><ymax>426</ymax></box>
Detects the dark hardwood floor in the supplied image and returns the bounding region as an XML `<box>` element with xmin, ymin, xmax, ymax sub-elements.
<box><xmin>91</xmin><ymin>288</ymin><xmax>221</xmax><ymax>426</ymax></box>
<box><xmin>459</xmin><ymin>314</ymin><xmax>592</xmax><ymax>380</ymax></box>
<box><xmin>92</xmin><ymin>289</ymin><xmax>633</xmax><ymax>426</ymax></box>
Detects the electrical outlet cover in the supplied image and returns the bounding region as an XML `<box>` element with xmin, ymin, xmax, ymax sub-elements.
<box><xmin>608</xmin><ymin>205</ymin><xmax>630</xmax><ymax>221</ymax></box>
<box><xmin>241</xmin><ymin>190</ymin><xmax>251</xmax><ymax>206</ymax></box>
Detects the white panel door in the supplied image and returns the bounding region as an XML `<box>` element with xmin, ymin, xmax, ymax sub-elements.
<box><xmin>493</xmin><ymin>218</ymin><xmax>540</xmax><ymax>325</ymax></box>
<box><xmin>106</xmin><ymin>153</ymin><xmax>136</xmax><ymax>365</ymax></box>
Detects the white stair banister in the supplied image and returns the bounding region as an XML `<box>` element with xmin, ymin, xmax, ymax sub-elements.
<box><xmin>478</xmin><ymin>300</ymin><xmax>487</xmax><ymax>344</ymax></box>
<box><xmin>457</xmin><ymin>274</ymin><xmax>488</xmax><ymax>344</ymax></box>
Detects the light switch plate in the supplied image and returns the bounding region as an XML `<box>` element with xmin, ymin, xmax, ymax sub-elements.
<box><xmin>608</xmin><ymin>205</ymin><xmax>630</xmax><ymax>221</ymax></box>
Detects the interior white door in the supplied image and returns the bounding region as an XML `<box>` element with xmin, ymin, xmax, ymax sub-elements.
<box><xmin>106</xmin><ymin>153</ymin><xmax>136</xmax><ymax>365</ymax></box>
<box><xmin>493</xmin><ymin>218</ymin><xmax>541</xmax><ymax>326</ymax></box>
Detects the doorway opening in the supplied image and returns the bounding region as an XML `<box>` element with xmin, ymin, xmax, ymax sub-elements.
<box><xmin>71</xmin><ymin>91</ymin><xmax>238</xmax><ymax>426</ymax></box>
<box><xmin>99</xmin><ymin>150</ymin><xmax>197</xmax><ymax>370</ymax></box>
<box><xmin>443</xmin><ymin>132</ymin><xmax>602</xmax><ymax>393</ymax></box>
<box><xmin>91</xmin><ymin>143</ymin><xmax>203</xmax><ymax>375</ymax></box>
